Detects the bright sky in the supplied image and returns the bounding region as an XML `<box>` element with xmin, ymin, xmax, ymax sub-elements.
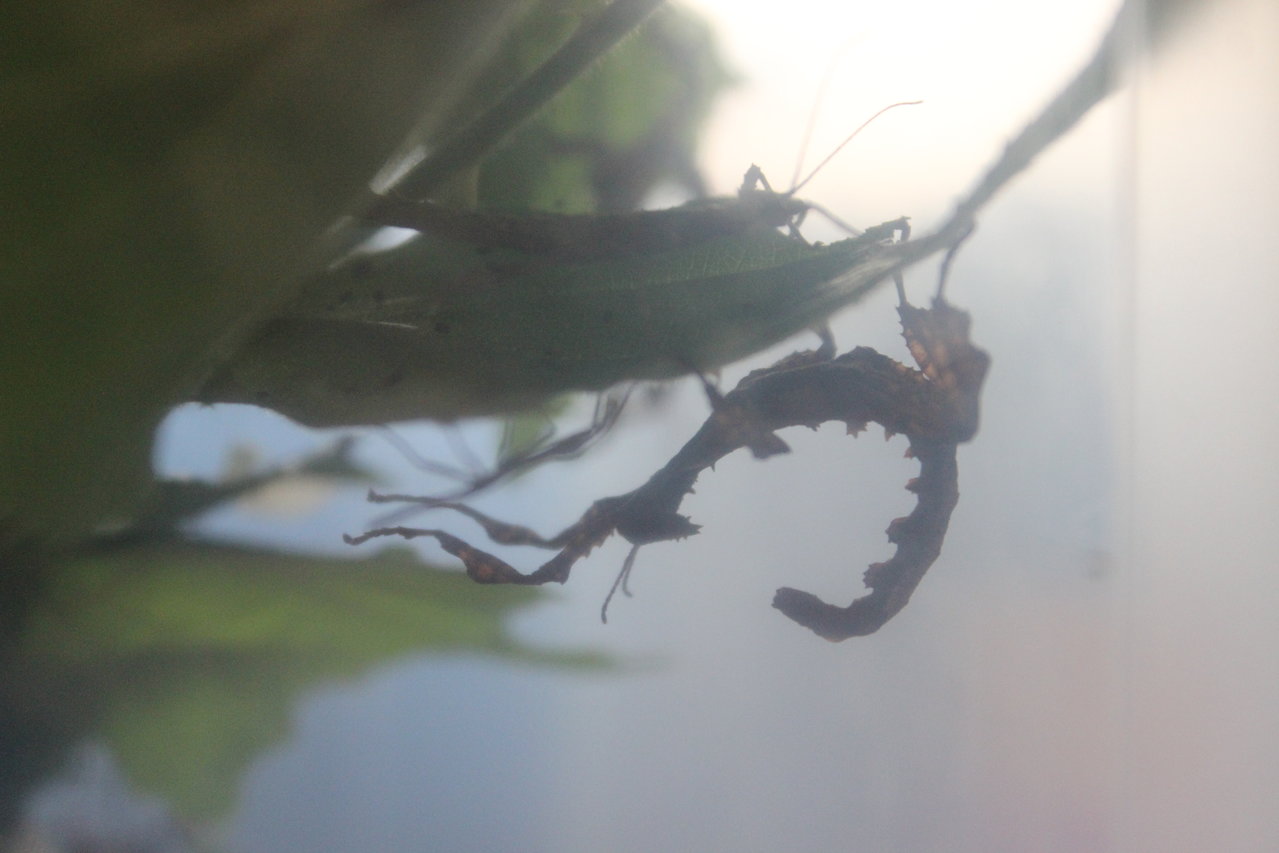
<box><xmin>682</xmin><ymin>0</ymin><xmax>1121</xmax><ymax>235</ymax></box>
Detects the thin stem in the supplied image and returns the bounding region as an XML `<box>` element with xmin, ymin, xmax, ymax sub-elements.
<box><xmin>877</xmin><ymin>0</ymin><xmax>1131</xmax><ymax>278</ymax></box>
<box><xmin>949</xmin><ymin>2</ymin><xmax>1125</xmax><ymax>226</ymax></box>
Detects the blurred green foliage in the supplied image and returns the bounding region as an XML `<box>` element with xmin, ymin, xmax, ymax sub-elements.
<box><xmin>0</xmin><ymin>0</ymin><xmax>730</xmax><ymax>547</ymax></box>
<box><xmin>11</xmin><ymin>542</ymin><xmax>605</xmax><ymax>820</ymax></box>
<box><xmin>476</xmin><ymin>1</ymin><xmax>732</xmax><ymax>211</ymax></box>
<box><xmin>4</xmin><ymin>0</ymin><xmax>722</xmax><ymax>825</ymax></box>
<box><xmin>2</xmin><ymin>1</ymin><xmax>519</xmax><ymax>543</ymax></box>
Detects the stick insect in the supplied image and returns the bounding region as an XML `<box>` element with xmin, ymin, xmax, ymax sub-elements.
<box><xmin>339</xmin><ymin>0</ymin><xmax>1135</xmax><ymax>636</ymax></box>
<box><xmin>234</xmin><ymin>0</ymin><xmax>1132</xmax><ymax>638</ymax></box>
<box><xmin>319</xmin><ymin>103</ymin><xmax>922</xmax><ymax>500</ymax></box>
<box><xmin>345</xmin><ymin>249</ymin><xmax>988</xmax><ymax>639</ymax></box>
<box><xmin>328</xmin><ymin>86</ymin><xmax>987</xmax><ymax>639</ymax></box>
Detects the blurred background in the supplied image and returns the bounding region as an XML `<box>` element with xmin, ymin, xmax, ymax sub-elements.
<box><xmin>4</xmin><ymin>0</ymin><xmax>1278</xmax><ymax>850</ymax></box>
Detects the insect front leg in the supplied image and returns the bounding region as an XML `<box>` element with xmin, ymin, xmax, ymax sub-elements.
<box><xmin>345</xmin><ymin>494</ymin><xmax>631</xmax><ymax>586</ymax></box>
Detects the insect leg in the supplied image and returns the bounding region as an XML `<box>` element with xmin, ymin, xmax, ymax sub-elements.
<box><xmin>346</xmin><ymin>492</ymin><xmax>634</xmax><ymax>586</ymax></box>
<box><xmin>935</xmin><ymin>221</ymin><xmax>976</xmax><ymax>299</ymax></box>
<box><xmin>600</xmin><ymin>543</ymin><xmax>642</xmax><ymax>623</ymax></box>
<box><xmin>343</xmin><ymin>526</ymin><xmax>574</xmax><ymax>585</ymax></box>
<box><xmin>363</xmin><ymin>494</ymin><xmax>579</xmax><ymax>549</ymax></box>
<box><xmin>373</xmin><ymin>389</ymin><xmax>633</xmax><ymax>513</ymax></box>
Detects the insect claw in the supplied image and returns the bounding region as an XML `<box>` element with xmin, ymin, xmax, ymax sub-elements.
<box><xmin>845</xmin><ymin>420</ymin><xmax>867</xmax><ymax>436</ymax></box>
<box><xmin>904</xmin><ymin>444</ymin><xmax>916</xmax><ymax>459</ymax></box>
<box><xmin>904</xmin><ymin>477</ymin><xmax>921</xmax><ymax>493</ymax></box>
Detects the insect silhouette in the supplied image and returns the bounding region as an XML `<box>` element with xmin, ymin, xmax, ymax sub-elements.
<box><xmin>267</xmin><ymin>0</ymin><xmax>1135</xmax><ymax>638</ymax></box>
<box><xmin>361</xmin><ymin>101</ymin><xmax>919</xmax><ymax>260</ymax></box>
<box><xmin>345</xmin><ymin>245</ymin><xmax>988</xmax><ymax>639</ymax></box>
<box><xmin>335</xmin><ymin>90</ymin><xmax>993</xmax><ymax>638</ymax></box>
<box><xmin>197</xmin><ymin>99</ymin><xmax>926</xmax><ymax>426</ymax></box>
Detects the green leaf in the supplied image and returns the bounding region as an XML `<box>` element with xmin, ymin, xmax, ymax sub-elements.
<box><xmin>1</xmin><ymin>1</ymin><xmax>529</xmax><ymax>543</ymax></box>
<box><xmin>13</xmin><ymin>541</ymin><xmax>606</xmax><ymax>820</ymax></box>
<box><xmin>199</xmin><ymin>219</ymin><xmax>907</xmax><ymax>425</ymax></box>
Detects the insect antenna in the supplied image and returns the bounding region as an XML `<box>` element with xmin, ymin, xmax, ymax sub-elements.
<box><xmin>789</xmin><ymin>34</ymin><xmax>868</xmax><ymax>190</ymax></box>
<box><xmin>790</xmin><ymin>100</ymin><xmax>923</xmax><ymax>196</ymax></box>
